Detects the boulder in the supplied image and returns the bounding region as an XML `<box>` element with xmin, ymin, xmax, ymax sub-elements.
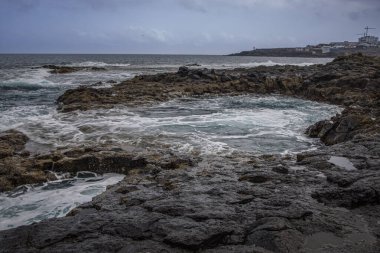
<box><xmin>177</xmin><ymin>66</ymin><xmax>189</xmax><ymax>77</ymax></box>
<box><xmin>305</xmin><ymin>120</ymin><xmax>333</xmax><ymax>138</ymax></box>
<box><xmin>0</xmin><ymin>130</ymin><xmax>29</xmax><ymax>158</ymax></box>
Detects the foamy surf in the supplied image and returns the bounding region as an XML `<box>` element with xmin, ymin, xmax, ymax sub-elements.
<box><xmin>0</xmin><ymin>95</ymin><xmax>342</xmax><ymax>156</ymax></box>
<box><xmin>0</xmin><ymin>173</ymin><xmax>124</xmax><ymax>231</ymax></box>
<box><xmin>0</xmin><ymin>68</ymin><xmax>54</xmax><ymax>89</ymax></box>
<box><xmin>238</xmin><ymin>60</ymin><xmax>316</xmax><ymax>67</ymax></box>
<box><xmin>69</xmin><ymin>61</ymin><xmax>132</xmax><ymax>67</ymax></box>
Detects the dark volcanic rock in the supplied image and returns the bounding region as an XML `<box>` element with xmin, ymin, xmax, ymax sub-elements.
<box><xmin>0</xmin><ymin>129</ymin><xmax>29</xmax><ymax>159</ymax></box>
<box><xmin>312</xmin><ymin>175</ymin><xmax>380</xmax><ymax>208</ymax></box>
<box><xmin>1</xmin><ymin>153</ymin><xmax>379</xmax><ymax>252</ymax></box>
<box><xmin>0</xmin><ymin>142</ymin><xmax>195</xmax><ymax>192</ymax></box>
<box><xmin>177</xmin><ymin>66</ymin><xmax>190</xmax><ymax>77</ymax></box>
<box><xmin>56</xmin><ymin>54</ymin><xmax>380</xmax><ymax>125</ymax></box>
<box><xmin>57</xmin><ymin>87</ymin><xmax>115</xmax><ymax>112</ymax></box>
<box><xmin>306</xmin><ymin>119</ymin><xmax>333</xmax><ymax>138</ymax></box>
<box><xmin>307</xmin><ymin>108</ymin><xmax>376</xmax><ymax>145</ymax></box>
<box><xmin>43</xmin><ymin>65</ymin><xmax>81</xmax><ymax>74</ymax></box>
<box><xmin>0</xmin><ymin>130</ymin><xmax>51</xmax><ymax>191</ymax></box>
<box><xmin>1</xmin><ymin>54</ymin><xmax>380</xmax><ymax>252</ymax></box>
<box><xmin>42</xmin><ymin>65</ymin><xmax>106</xmax><ymax>74</ymax></box>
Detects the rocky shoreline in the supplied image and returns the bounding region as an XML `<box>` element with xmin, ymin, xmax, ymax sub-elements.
<box><xmin>42</xmin><ymin>65</ymin><xmax>107</xmax><ymax>74</ymax></box>
<box><xmin>0</xmin><ymin>54</ymin><xmax>379</xmax><ymax>252</ymax></box>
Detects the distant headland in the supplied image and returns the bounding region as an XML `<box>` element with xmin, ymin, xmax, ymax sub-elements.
<box><xmin>231</xmin><ymin>26</ymin><xmax>380</xmax><ymax>57</ymax></box>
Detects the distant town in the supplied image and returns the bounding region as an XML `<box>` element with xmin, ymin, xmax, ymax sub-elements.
<box><xmin>231</xmin><ymin>26</ymin><xmax>380</xmax><ymax>57</ymax></box>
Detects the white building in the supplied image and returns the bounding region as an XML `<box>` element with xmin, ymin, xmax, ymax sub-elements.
<box><xmin>358</xmin><ymin>35</ymin><xmax>379</xmax><ymax>47</ymax></box>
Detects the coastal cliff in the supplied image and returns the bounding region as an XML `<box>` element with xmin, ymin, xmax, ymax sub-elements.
<box><xmin>0</xmin><ymin>54</ymin><xmax>379</xmax><ymax>252</ymax></box>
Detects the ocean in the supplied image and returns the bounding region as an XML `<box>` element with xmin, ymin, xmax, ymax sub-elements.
<box><xmin>0</xmin><ymin>54</ymin><xmax>336</xmax><ymax>155</ymax></box>
<box><xmin>0</xmin><ymin>54</ymin><xmax>341</xmax><ymax>230</ymax></box>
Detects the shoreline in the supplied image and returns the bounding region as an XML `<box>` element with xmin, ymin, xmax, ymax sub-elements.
<box><xmin>0</xmin><ymin>54</ymin><xmax>379</xmax><ymax>252</ymax></box>
<box><xmin>230</xmin><ymin>47</ymin><xmax>380</xmax><ymax>58</ymax></box>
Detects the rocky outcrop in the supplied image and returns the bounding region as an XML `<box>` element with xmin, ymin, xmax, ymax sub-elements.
<box><xmin>0</xmin><ymin>142</ymin><xmax>195</xmax><ymax>192</ymax></box>
<box><xmin>0</xmin><ymin>130</ymin><xmax>56</xmax><ymax>191</ymax></box>
<box><xmin>0</xmin><ymin>54</ymin><xmax>379</xmax><ymax>252</ymax></box>
<box><xmin>42</xmin><ymin>65</ymin><xmax>106</xmax><ymax>74</ymax></box>
<box><xmin>56</xmin><ymin>54</ymin><xmax>380</xmax><ymax>146</ymax></box>
<box><xmin>1</xmin><ymin>150</ymin><xmax>379</xmax><ymax>252</ymax></box>
<box><xmin>0</xmin><ymin>130</ymin><xmax>29</xmax><ymax>159</ymax></box>
<box><xmin>306</xmin><ymin>107</ymin><xmax>377</xmax><ymax>145</ymax></box>
<box><xmin>57</xmin><ymin>54</ymin><xmax>380</xmax><ymax>111</ymax></box>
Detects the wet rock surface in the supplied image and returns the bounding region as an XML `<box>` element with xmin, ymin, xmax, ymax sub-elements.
<box><xmin>42</xmin><ymin>65</ymin><xmax>106</xmax><ymax>74</ymax></box>
<box><xmin>57</xmin><ymin>54</ymin><xmax>379</xmax><ymax>114</ymax></box>
<box><xmin>0</xmin><ymin>130</ymin><xmax>29</xmax><ymax>159</ymax></box>
<box><xmin>0</xmin><ymin>130</ymin><xmax>37</xmax><ymax>192</ymax></box>
<box><xmin>0</xmin><ymin>54</ymin><xmax>380</xmax><ymax>252</ymax></box>
<box><xmin>1</xmin><ymin>151</ymin><xmax>379</xmax><ymax>252</ymax></box>
<box><xmin>0</xmin><ymin>143</ymin><xmax>194</xmax><ymax>193</ymax></box>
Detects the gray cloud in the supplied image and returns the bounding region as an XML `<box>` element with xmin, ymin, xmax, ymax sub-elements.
<box><xmin>178</xmin><ymin>0</ymin><xmax>380</xmax><ymax>12</ymax></box>
<box><xmin>1</xmin><ymin>0</ymin><xmax>152</xmax><ymax>11</ymax></box>
<box><xmin>1</xmin><ymin>0</ymin><xmax>379</xmax><ymax>53</ymax></box>
<box><xmin>4</xmin><ymin>0</ymin><xmax>380</xmax><ymax>13</ymax></box>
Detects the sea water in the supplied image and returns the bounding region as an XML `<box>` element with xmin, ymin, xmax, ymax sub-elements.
<box><xmin>1</xmin><ymin>95</ymin><xmax>339</xmax><ymax>156</ymax></box>
<box><xmin>0</xmin><ymin>54</ymin><xmax>338</xmax><ymax>155</ymax></box>
<box><xmin>0</xmin><ymin>54</ymin><xmax>337</xmax><ymax>230</ymax></box>
<box><xmin>0</xmin><ymin>173</ymin><xmax>124</xmax><ymax>231</ymax></box>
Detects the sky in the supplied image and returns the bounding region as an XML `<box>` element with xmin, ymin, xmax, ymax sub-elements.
<box><xmin>0</xmin><ymin>0</ymin><xmax>379</xmax><ymax>54</ymax></box>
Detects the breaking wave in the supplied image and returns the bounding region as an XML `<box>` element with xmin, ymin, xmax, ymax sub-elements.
<box><xmin>238</xmin><ymin>60</ymin><xmax>316</xmax><ymax>67</ymax></box>
<box><xmin>69</xmin><ymin>61</ymin><xmax>132</xmax><ymax>67</ymax></box>
<box><xmin>0</xmin><ymin>95</ymin><xmax>342</xmax><ymax>156</ymax></box>
<box><xmin>0</xmin><ymin>68</ymin><xmax>54</xmax><ymax>88</ymax></box>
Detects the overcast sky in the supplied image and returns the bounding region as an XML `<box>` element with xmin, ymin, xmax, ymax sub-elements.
<box><xmin>0</xmin><ymin>0</ymin><xmax>379</xmax><ymax>54</ymax></box>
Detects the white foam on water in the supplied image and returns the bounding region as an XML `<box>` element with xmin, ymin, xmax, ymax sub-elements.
<box><xmin>0</xmin><ymin>66</ymin><xmax>134</xmax><ymax>93</ymax></box>
<box><xmin>75</xmin><ymin>59</ymin><xmax>328</xmax><ymax>72</ymax></box>
<box><xmin>69</xmin><ymin>61</ymin><xmax>131</xmax><ymax>67</ymax></box>
<box><xmin>0</xmin><ymin>173</ymin><xmax>124</xmax><ymax>231</ymax></box>
<box><xmin>0</xmin><ymin>95</ymin><xmax>342</xmax><ymax>156</ymax></box>
<box><xmin>237</xmin><ymin>60</ymin><xmax>316</xmax><ymax>68</ymax></box>
<box><xmin>199</xmin><ymin>59</ymin><xmax>331</xmax><ymax>69</ymax></box>
<box><xmin>0</xmin><ymin>68</ymin><xmax>54</xmax><ymax>89</ymax></box>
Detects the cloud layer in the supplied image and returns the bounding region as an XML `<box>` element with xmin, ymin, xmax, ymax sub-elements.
<box><xmin>0</xmin><ymin>0</ymin><xmax>379</xmax><ymax>53</ymax></box>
